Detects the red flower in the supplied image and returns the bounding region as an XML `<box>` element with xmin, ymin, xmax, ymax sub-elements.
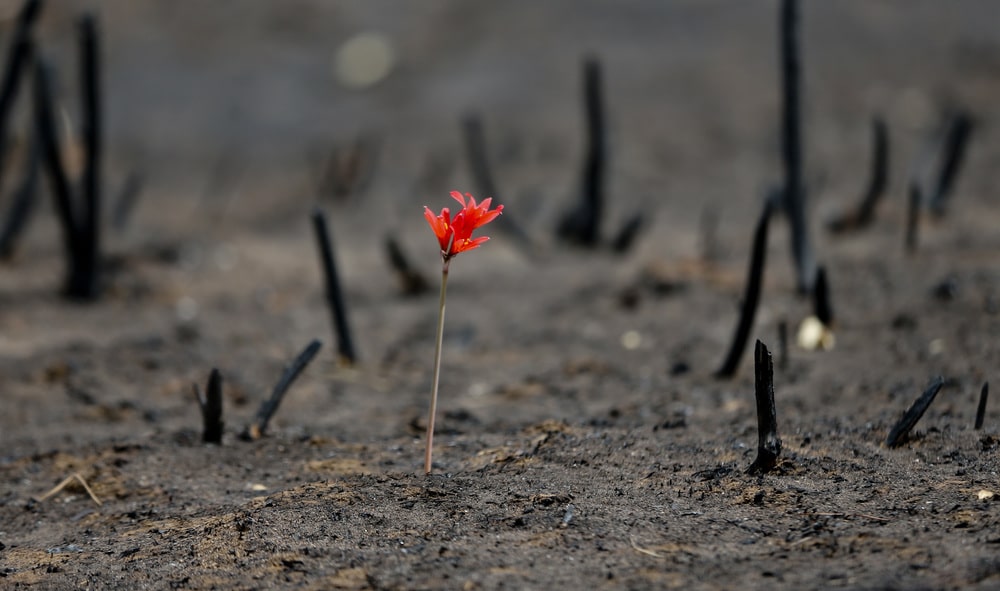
<box><xmin>424</xmin><ymin>191</ymin><xmax>503</xmax><ymax>260</ymax></box>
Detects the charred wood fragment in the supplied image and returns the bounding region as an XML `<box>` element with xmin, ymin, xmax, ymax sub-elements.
<box><xmin>747</xmin><ymin>340</ymin><xmax>781</xmax><ymax>475</ymax></box>
<box><xmin>0</xmin><ymin>133</ymin><xmax>40</xmax><ymax>259</ymax></box>
<box><xmin>828</xmin><ymin>117</ymin><xmax>888</xmax><ymax>233</ymax></box>
<box><xmin>778</xmin><ymin>0</ymin><xmax>815</xmax><ymax>293</ymax></box>
<box><xmin>611</xmin><ymin>212</ymin><xmax>644</xmax><ymax>255</ymax></box>
<box><xmin>886</xmin><ymin>377</ymin><xmax>945</xmax><ymax>448</ymax></box>
<box><xmin>243</xmin><ymin>340</ymin><xmax>322</xmax><ymax>440</ymax></box>
<box><xmin>194</xmin><ymin>368</ymin><xmax>224</xmax><ymax>444</ymax></box>
<box><xmin>558</xmin><ymin>57</ymin><xmax>606</xmax><ymax>248</ymax></box>
<box><xmin>34</xmin><ymin>57</ymin><xmax>82</xmax><ymax>288</ymax></box>
<box><xmin>905</xmin><ymin>182</ymin><xmax>921</xmax><ymax>254</ymax></box>
<box><xmin>975</xmin><ymin>382</ymin><xmax>988</xmax><ymax>431</ymax></box>
<box><xmin>813</xmin><ymin>265</ymin><xmax>833</xmax><ymax>326</ymax></box>
<box><xmin>312</xmin><ymin>208</ymin><xmax>357</xmax><ymax>364</ymax></box>
<box><xmin>929</xmin><ymin>110</ymin><xmax>973</xmax><ymax>217</ymax></box>
<box><xmin>385</xmin><ymin>235</ymin><xmax>428</xmax><ymax>296</ymax></box>
<box><xmin>32</xmin><ymin>15</ymin><xmax>104</xmax><ymax>300</ymax></box>
<box><xmin>716</xmin><ymin>194</ymin><xmax>774</xmax><ymax>378</ymax></box>
<box><xmin>0</xmin><ymin>0</ymin><xmax>43</xmax><ymax>197</ymax></box>
<box><xmin>75</xmin><ymin>13</ymin><xmax>102</xmax><ymax>300</ymax></box>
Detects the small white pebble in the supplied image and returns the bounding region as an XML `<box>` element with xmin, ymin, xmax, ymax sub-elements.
<box><xmin>797</xmin><ymin>315</ymin><xmax>835</xmax><ymax>351</ymax></box>
<box><xmin>621</xmin><ymin>330</ymin><xmax>642</xmax><ymax>350</ymax></box>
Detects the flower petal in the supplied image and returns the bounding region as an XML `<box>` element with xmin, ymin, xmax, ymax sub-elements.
<box><xmin>476</xmin><ymin>204</ymin><xmax>503</xmax><ymax>227</ymax></box>
<box><xmin>455</xmin><ymin>235</ymin><xmax>489</xmax><ymax>254</ymax></box>
<box><xmin>423</xmin><ymin>206</ymin><xmax>438</xmax><ymax>230</ymax></box>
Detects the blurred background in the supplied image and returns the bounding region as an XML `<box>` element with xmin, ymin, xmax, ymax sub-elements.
<box><xmin>9</xmin><ymin>0</ymin><xmax>998</xmax><ymax>218</ymax></box>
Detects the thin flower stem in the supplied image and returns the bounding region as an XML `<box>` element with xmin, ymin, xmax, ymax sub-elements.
<box><xmin>424</xmin><ymin>262</ymin><xmax>450</xmax><ymax>474</ymax></box>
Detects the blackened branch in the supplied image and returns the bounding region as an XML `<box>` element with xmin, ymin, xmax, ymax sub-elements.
<box><xmin>828</xmin><ymin>117</ymin><xmax>888</xmax><ymax>233</ymax></box>
<box><xmin>33</xmin><ymin>57</ymin><xmax>81</xmax><ymax>275</ymax></box>
<box><xmin>929</xmin><ymin>110</ymin><xmax>973</xmax><ymax>217</ymax></box>
<box><xmin>558</xmin><ymin>57</ymin><xmax>606</xmax><ymax>248</ymax></box>
<box><xmin>34</xmin><ymin>24</ymin><xmax>103</xmax><ymax>301</ymax></box>
<box><xmin>385</xmin><ymin>235</ymin><xmax>428</xmax><ymax>296</ymax></box>
<box><xmin>611</xmin><ymin>211</ymin><xmax>644</xmax><ymax>254</ymax></box>
<box><xmin>716</xmin><ymin>194</ymin><xmax>775</xmax><ymax>378</ymax></box>
<box><xmin>580</xmin><ymin>56</ymin><xmax>605</xmax><ymax>245</ymax></box>
<box><xmin>905</xmin><ymin>181</ymin><xmax>921</xmax><ymax>254</ymax></box>
<box><xmin>886</xmin><ymin>377</ymin><xmax>945</xmax><ymax>448</ymax></box>
<box><xmin>73</xmin><ymin>13</ymin><xmax>102</xmax><ymax>299</ymax></box>
<box><xmin>194</xmin><ymin>368</ymin><xmax>224</xmax><ymax>444</ymax></box>
<box><xmin>779</xmin><ymin>0</ymin><xmax>815</xmax><ymax>293</ymax></box>
<box><xmin>312</xmin><ymin>209</ymin><xmax>357</xmax><ymax>364</ymax></box>
<box><xmin>748</xmin><ymin>340</ymin><xmax>781</xmax><ymax>475</ymax></box>
<box><xmin>244</xmin><ymin>340</ymin><xmax>323</xmax><ymax>440</ymax></box>
<box><xmin>812</xmin><ymin>265</ymin><xmax>833</xmax><ymax>326</ymax></box>
<box><xmin>975</xmin><ymin>382</ymin><xmax>988</xmax><ymax>431</ymax></box>
<box><xmin>0</xmin><ymin>0</ymin><xmax>43</xmax><ymax>196</ymax></box>
<box><xmin>0</xmin><ymin>132</ymin><xmax>40</xmax><ymax>259</ymax></box>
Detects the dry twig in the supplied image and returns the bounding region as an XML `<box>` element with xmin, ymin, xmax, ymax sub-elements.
<box><xmin>35</xmin><ymin>473</ymin><xmax>102</xmax><ymax>506</ymax></box>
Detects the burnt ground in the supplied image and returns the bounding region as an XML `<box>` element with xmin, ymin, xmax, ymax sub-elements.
<box><xmin>2</xmin><ymin>1</ymin><xmax>1000</xmax><ymax>589</ymax></box>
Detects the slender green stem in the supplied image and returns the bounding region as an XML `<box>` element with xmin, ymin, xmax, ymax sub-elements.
<box><xmin>424</xmin><ymin>262</ymin><xmax>449</xmax><ymax>474</ymax></box>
